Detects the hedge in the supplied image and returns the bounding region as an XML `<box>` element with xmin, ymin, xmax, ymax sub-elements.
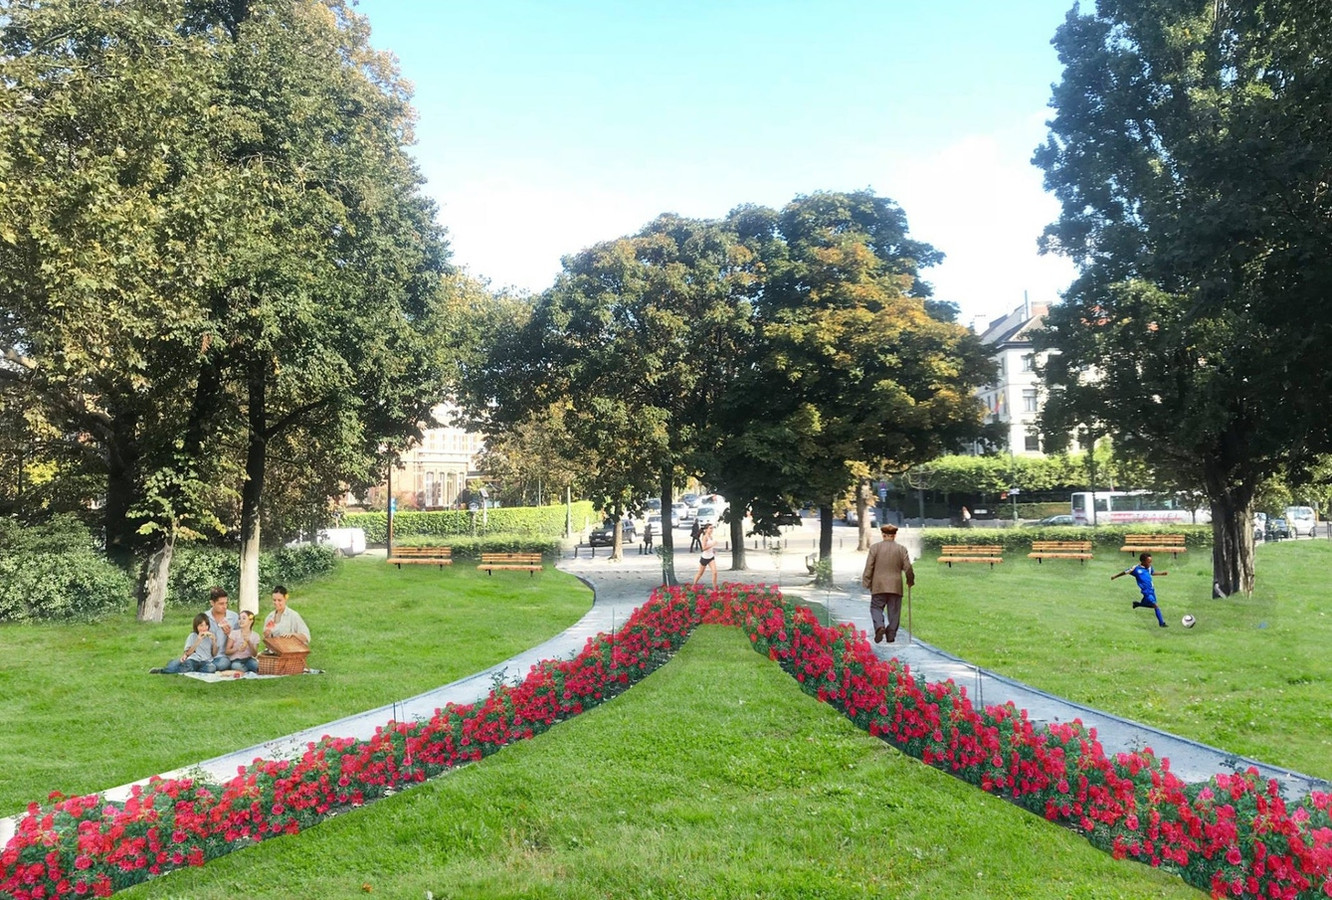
<box><xmin>920</xmin><ymin>524</ymin><xmax>1213</xmax><ymax>553</ymax></box>
<box><xmin>393</xmin><ymin>534</ymin><xmax>563</xmax><ymax>559</ymax></box>
<box><xmin>166</xmin><ymin>545</ymin><xmax>339</xmax><ymax>608</ymax></box>
<box><xmin>343</xmin><ymin>501</ymin><xmax>595</xmax><ymax>544</ymax></box>
<box><xmin>0</xmin><ymin>551</ymin><xmax>133</xmax><ymax>623</ymax></box>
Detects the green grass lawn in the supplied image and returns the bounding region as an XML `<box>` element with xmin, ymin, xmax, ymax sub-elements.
<box><xmin>0</xmin><ymin>557</ymin><xmax>591</xmax><ymax>816</ymax></box>
<box><xmin>124</xmin><ymin>627</ymin><xmax>1200</xmax><ymax>900</ymax></box>
<box><xmin>871</xmin><ymin>538</ymin><xmax>1332</xmax><ymax>781</ymax></box>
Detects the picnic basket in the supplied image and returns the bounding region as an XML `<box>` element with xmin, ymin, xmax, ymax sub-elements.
<box><xmin>258</xmin><ymin>634</ymin><xmax>310</xmax><ymax>676</ymax></box>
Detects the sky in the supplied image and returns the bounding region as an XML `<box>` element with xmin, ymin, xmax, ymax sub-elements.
<box><xmin>357</xmin><ymin>0</ymin><xmax>1081</xmax><ymax>329</ymax></box>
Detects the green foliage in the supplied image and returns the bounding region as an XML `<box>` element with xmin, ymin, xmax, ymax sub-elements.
<box><xmin>343</xmin><ymin>502</ymin><xmax>592</xmax><ymax>544</ymax></box>
<box><xmin>0</xmin><ymin>516</ymin><xmax>133</xmax><ymax>622</ymax></box>
<box><xmin>1034</xmin><ymin>1</ymin><xmax>1332</xmax><ymax>594</ymax></box>
<box><xmin>394</xmin><ymin>535</ymin><xmax>562</xmax><ymax>559</ymax></box>
<box><xmin>0</xmin><ymin>514</ymin><xmax>101</xmax><ymax>555</ymax></box>
<box><xmin>919</xmin><ymin>524</ymin><xmax>1212</xmax><ymax>553</ymax></box>
<box><xmin>166</xmin><ymin>545</ymin><xmax>338</xmax><ymax>608</ymax></box>
<box><xmin>0</xmin><ymin>552</ymin><xmax>132</xmax><ymax>623</ymax></box>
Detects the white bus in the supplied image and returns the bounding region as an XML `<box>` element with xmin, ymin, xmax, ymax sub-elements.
<box><xmin>1071</xmin><ymin>491</ymin><xmax>1210</xmax><ymax>526</ymax></box>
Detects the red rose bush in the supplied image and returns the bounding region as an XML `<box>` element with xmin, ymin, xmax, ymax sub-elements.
<box><xmin>3</xmin><ymin>584</ymin><xmax>1329</xmax><ymax>899</ymax></box>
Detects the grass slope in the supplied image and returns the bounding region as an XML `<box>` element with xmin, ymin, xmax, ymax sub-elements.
<box><xmin>0</xmin><ymin>558</ymin><xmax>591</xmax><ymax>815</ymax></box>
<box><xmin>125</xmin><ymin>627</ymin><xmax>1199</xmax><ymax>900</ymax></box>
<box><xmin>871</xmin><ymin>539</ymin><xmax>1332</xmax><ymax>781</ymax></box>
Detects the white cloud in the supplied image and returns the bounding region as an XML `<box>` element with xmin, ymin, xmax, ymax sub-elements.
<box><xmin>887</xmin><ymin>126</ymin><xmax>1078</xmax><ymax>326</ymax></box>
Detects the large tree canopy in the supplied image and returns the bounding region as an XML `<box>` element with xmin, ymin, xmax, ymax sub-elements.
<box><xmin>0</xmin><ymin>0</ymin><xmax>455</xmax><ymax>617</ymax></box>
<box><xmin>1033</xmin><ymin>0</ymin><xmax>1332</xmax><ymax>595</ymax></box>
<box><xmin>718</xmin><ymin>191</ymin><xmax>993</xmax><ymax>576</ymax></box>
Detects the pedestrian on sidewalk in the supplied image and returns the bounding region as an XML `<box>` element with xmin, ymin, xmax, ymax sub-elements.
<box><xmin>689</xmin><ymin>519</ymin><xmax>701</xmax><ymax>552</ymax></box>
<box><xmin>643</xmin><ymin>520</ymin><xmax>654</xmax><ymax>553</ymax></box>
<box><xmin>1111</xmin><ymin>552</ymin><xmax>1169</xmax><ymax>627</ymax></box>
<box><xmin>690</xmin><ymin>524</ymin><xmax>718</xmax><ymax>590</ymax></box>
<box><xmin>861</xmin><ymin>523</ymin><xmax>915</xmax><ymax>643</ymax></box>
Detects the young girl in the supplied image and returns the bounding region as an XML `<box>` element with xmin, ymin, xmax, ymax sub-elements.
<box><xmin>690</xmin><ymin>523</ymin><xmax>718</xmax><ymax>590</ymax></box>
<box><xmin>226</xmin><ymin>610</ymin><xmax>261</xmax><ymax>673</ymax></box>
<box><xmin>163</xmin><ymin>613</ymin><xmax>219</xmax><ymax>674</ymax></box>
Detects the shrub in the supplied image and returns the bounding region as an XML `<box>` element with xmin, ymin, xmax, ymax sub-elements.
<box><xmin>920</xmin><ymin>524</ymin><xmax>1212</xmax><ymax>553</ymax></box>
<box><xmin>394</xmin><ymin>534</ymin><xmax>563</xmax><ymax>559</ymax></box>
<box><xmin>167</xmin><ymin>545</ymin><xmax>338</xmax><ymax>607</ymax></box>
<box><xmin>343</xmin><ymin>501</ymin><xmax>595</xmax><ymax>544</ymax></box>
<box><xmin>0</xmin><ymin>551</ymin><xmax>132</xmax><ymax>623</ymax></box>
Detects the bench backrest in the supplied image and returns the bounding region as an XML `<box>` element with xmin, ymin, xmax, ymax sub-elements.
<box><xmin>940</xmin><ymin>545</ymin><xmax>1003</xmax><ymax>554</ymax></box>
<box><xmin>480</xmin><ymin>552</ymin><xmax>542</xmax><ymax>563</ymax></box>
<box><xmin>1031</xmin><ymin>541</ymin><xmax>1092</xmax><ymax>551</ymax></box>
<box><xmin>1123</xmin><ymin>534</ymin><xmax>1185</xmax><ymax>544</ymax></box>
<box><xmin>392</xmin><ymin>546</ymin><xmax>451</xmax><ymax>557</ymax></box>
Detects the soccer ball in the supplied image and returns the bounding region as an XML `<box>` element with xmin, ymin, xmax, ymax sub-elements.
<box><xmin>1181</xmin><ymin>614</ymin><xmax>1196</xmax><ymax>628</ymax></box>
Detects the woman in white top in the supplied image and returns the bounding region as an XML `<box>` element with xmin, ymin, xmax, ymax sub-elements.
<box><xmin>690</xmin><ymin>523</ymin><xmax>718</xmax><ymax>590</ymax></box>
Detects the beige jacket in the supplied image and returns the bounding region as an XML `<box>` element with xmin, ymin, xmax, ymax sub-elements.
<box><xmin>862</xmin><ymin>538</ymin><xmax>915</xmax><ymax>596</ymax></box>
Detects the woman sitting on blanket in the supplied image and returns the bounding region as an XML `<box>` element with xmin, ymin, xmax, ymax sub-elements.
<box><xmin>225</xmin><ymin>610</ymin><xmax>261</xmax><ymax>673</ymax></box>
<box><xmin>262</xmin><ymin>585</ymin><xmax>310</xmax><ymax>646</ymax></box>
<box><xmin>161</xmin><ymin>614</ymin><xmax>219</xmax><ymax>674</ymax></box>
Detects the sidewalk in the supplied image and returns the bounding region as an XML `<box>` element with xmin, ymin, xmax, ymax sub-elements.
<box><xmin>4</xmin><ymin>528</ymin><xmax>1325</xmax><ymax>847</ymax></box>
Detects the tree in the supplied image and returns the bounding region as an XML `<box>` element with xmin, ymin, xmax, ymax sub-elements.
<box><xmin>1033</xmin><ymin>0</ymin><xmax>1332</xmax><ymax>595</ymax></box>
<box><xmin>720</xmin><ymin>191</ymin><xmax>993</xmax><ymax>583</ymax></box>
<box><xmin>471</xmin><ymin>214</ymin><xmax>753</xmax><ymax>573</ymax></box>
<box><xmin>0</xmin><ymin>0</ymin><xmax>454</xmax><ymax>617</ymax></box>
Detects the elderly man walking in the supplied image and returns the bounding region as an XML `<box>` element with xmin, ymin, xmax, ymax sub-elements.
<box><xmin>861</xmin><ymin>523</ymin><xmax>915</xmax><ymax>643</ymax></box>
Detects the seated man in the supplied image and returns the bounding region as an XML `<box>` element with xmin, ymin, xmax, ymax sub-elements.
<box><xmin>204</xmin><ymin>586</ymin><xmax>238</xmax><ymax>671</ymax></box>
<box><xmin>262</xmin><ymin>584</ymin><xmax>310</xmax><ymax>646</ymax></box>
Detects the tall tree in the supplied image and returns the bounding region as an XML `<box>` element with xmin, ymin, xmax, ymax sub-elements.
<box><xmin>720</xmin><ymin>191</ymin><xmax>993</xmax><ymax>583</ymax></box>
<box><xmin>0</xmin><ymin>0</ymin><xmax>453</xmax><ymax>616</ymax></box>
<box><xmin>1033</xmin><ymin>0</ymin><xmax>1332</xmax><ymax>595</ymax></box>
<box><xmin>471</xmin><ymin>215</ymin><xmax>753</xmax><ymax>574</ymax></box>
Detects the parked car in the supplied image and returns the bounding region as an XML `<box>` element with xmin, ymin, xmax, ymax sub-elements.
<box><xmin>1037</xmin><ymin>514</ymin><xmax>1076</xmax><ymax>526</ymax></box>
<box><xmin>589</xmin><ymin>518</ymin><xmax>637</xmax><ymax>547</ymax></box>
<box><xmin>1284</xmin><ymin>506</ymin><xmax>1316</xmax><ymax>538</ymax></box>
<box><xmin>285</xmin><ymin>527</ymin><xmax>366</xmax><ymax>556</ymax></box>
<box><xmin>695</xmin><ymin>503</ymin><xmax>723</xmax><ymax>528</ymax></box>
<box><xmin>645</xmin><ymin>514</ymin><xmax>663</xmax><ymax>538</ymax></box>
<box><xmin>670</xmin><ymin>503</ymin><xmax>687</xmax><ymax>528</ymax></box>
<box><xmin>1266</xmin><ymin>517</ymin><xmax>1290</xmax><ymax>540</ymax></box>
<box><xmin>773</xmin><ymin>509</ymin><xmax>802</xmax><ymax>527</ymax></box>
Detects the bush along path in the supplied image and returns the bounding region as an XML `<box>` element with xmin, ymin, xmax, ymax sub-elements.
<box><xmin>3</xmin><ymin>584</ymin><xmax>1330</xmax><ymax>899</ymax></box>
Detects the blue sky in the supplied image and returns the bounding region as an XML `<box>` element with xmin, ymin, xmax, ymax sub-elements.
<box><xmin>358</xmin><ymin>0</ymin><xmax>1081</xmax><ymax>327</ymax></box>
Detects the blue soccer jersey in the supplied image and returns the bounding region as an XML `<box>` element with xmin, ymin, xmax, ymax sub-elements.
<box><xmin>1128</xmin><ymin>564</ymin><xmax>1157</xmax><ymax>601</ymax></box>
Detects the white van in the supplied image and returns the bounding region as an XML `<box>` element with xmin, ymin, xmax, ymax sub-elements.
<box><xmin>1284</xmin><ymin>506</ymin><xmax>1317</xmax><ymax>538</ymax></box>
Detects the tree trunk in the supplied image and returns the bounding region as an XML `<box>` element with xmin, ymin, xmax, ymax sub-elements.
<box><xmin>855</xmin><ymin>479</ymin><xmax>871</xmax><ymax>551</ymax></box>
<box><xmin>1207</xmin><ymin>484</ymin><xmax>1255</xmax><ymax>597</ymax></box>
<box><xmin>729</xmin><ymin>506</ymin><xmax>746</xmax><ymax>571</ymax></box>
<box><xmin>102</xmin><ymin>412</ymin><xmax>141</xmax><ymax>571</ymax></box>
<box><xmin>816</xmin><ymin>503</ymin><xmax>834</xmax><ymax>587</ymax></box>
<box><xmin>136</xmin><ymin>530</ymin><xmax>174</xmax><ymax>622</ymax></box>
<box><xmin>659</xmin><ymin>470</ymin><xmax>678</xmax><ymax>586</ymax></box>
<box><xmin>238</xmin><ymin>358</ymin><xmax>267</xmax><ymax>615</ymax></box>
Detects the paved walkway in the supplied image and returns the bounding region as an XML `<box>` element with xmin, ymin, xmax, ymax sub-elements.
<box><xmin>3</xmin><ymin>530</ymin><xmax>1326</xmax><ymax>847</ymax></box>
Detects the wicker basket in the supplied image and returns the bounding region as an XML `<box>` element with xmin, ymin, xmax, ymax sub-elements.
<box><xmin>258</xmin><ymin>635</ymin><xmax>310</xmax><ymax>676</ymax></box>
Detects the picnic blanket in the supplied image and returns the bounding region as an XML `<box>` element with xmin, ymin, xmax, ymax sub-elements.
<box><xmin>176</xmin><ymin>669</ymin><xmax>324</xmax><ymax>683</ymax></box>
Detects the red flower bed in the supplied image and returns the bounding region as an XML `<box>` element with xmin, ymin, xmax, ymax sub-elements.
<box><xmin>3</xmin><ymin>584</ymin><xmax>1329</xmax><ymax>899</ymax></box>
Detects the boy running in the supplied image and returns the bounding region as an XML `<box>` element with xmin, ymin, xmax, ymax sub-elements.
<box><xmin>1111</xmin><ymin>552</ymin><xmax>1169</xmax><ymax>627</ymax></box>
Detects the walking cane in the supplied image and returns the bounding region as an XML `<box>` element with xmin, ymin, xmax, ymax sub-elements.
<box><xmin>907</xmin><ymin>584</ymin><xmax>913</xmax><ymax>645</ymax></box>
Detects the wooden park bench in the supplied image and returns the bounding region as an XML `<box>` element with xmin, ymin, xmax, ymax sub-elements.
<box><xmin>386</xmin><ymin>546</ymin><xmax>453</xmax><ymax>569</ymax></box>
<box><xmin>1119</xmin><ymin>534</ymin><xmax>1188</xmax><ymax>558</ymax></box>
<box><xmin>937</xmin><ymin>545</ymin><xmax>1004</xmax><ymax>568</ymax></box>
<box><xmin>478</xmin><ymin>552</ymin><xmax>544</xmax><ymax>576</ymax></box>
<box><xmin>1028</xmin><ymin>540</ymin><xmax>1094</xmax><ymax>564</ymax></box>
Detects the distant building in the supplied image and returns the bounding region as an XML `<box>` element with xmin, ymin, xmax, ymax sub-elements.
<box><xmin>974</xmin><ymin>299</ymin><xmax>1051</xmax><ymax>456</ymax></box>
<box><xmin>363</xmin><ymin>403</ymin><xmax>485</xmax><ymax>510</ymax></box>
